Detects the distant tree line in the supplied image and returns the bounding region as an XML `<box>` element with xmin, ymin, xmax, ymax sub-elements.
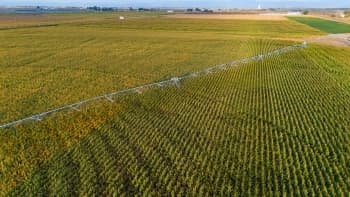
<box><xmin>86</xmin><ymin>6</ymin><xmax>213</xmax><ymax>13</ymax></box>
<box><xmin>345</xmin><ymin>10</ymin><xmax>350</xmax><ymax>17</ymax></box>
<box><xmin>87</xmin><ymin>6</ymin><xmax>113</xmax><ymax>11</ymax></box>
<box><xmin>87</xmin><ymin>6</ymin><xmax>134</xmax><ymax>12</ymax></box>
<box><xmin>186</xmin><ymin>8</ymin><xmax>213</xmax><ymax>13</ymax></box>
<box><xmin>302</xmin><ymin>10</ymin><xmax>309</xmax><ymax>15</ymax></box>
<box><xmin>87</xmin><ymin>6</ymin><xmax>165</xmax><ymax>12</ymax></box>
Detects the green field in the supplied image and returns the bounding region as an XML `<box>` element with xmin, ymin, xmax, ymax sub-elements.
<box><xmin>1</xmin><ymin>13</ymin><xmax>350</xmax><ymax>196</ymax></box>
<box><xmin>289</xmin><ymin>17</ymin><xmax>350</xmax><ymax>34</ymax></box>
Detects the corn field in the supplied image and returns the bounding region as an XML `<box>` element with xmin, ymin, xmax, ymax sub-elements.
<box><xmin>6</xmin><ymin>43</ymin><xmax>350</xmax><ymax>196</ymax></box>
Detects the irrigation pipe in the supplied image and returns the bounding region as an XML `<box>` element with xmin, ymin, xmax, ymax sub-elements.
<box><xmin>0</xmin><ymin>42</ymin><xmax>307</xmax><ymax>129</ymax></box>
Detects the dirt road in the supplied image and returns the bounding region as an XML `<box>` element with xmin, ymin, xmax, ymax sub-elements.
<box><xmin>309</xmin><ymin>33</ymin><xmax>350</xmax><ymax>47</ymax></box>
<box><xmin>166</xmin><ymin>14</ymin><xmax>287</xmax><ymax>21</ymax></box>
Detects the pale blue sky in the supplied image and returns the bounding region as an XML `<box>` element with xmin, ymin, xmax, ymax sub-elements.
<box><xmin>1</xmin><ymin>0</ymin><xmax>349</xmax><ymax>8</ymax></box>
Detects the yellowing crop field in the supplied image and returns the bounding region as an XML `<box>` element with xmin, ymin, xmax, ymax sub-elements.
<box><xmin>0</xmin><ymin>13</ymin><xmax>349</xmax><ymax>196</ymax></box>
<box><xmin>0</xmin><ymin>16</ymin><xmax>323</xmax><ymax>123</ymax></box>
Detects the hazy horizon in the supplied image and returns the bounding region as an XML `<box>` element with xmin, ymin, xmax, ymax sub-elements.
<box><xmin>1</xmin><ymin>0</ymin><xmax>350</xmax><ymax>9</ymax></box>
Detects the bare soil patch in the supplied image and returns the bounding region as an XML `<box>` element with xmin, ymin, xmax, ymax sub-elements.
<box><xmin>309</xmin><ymin>33</ymin><xmax>350</xmax><ymax>47</ymax></box>
<box><xmin>166</xmin><ymin>14</ymin><xmax>287</xmax><ymax>21</ymax></box>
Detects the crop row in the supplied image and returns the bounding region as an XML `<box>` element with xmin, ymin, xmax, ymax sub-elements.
<box><xmin>7</xmin><ymin>43</ymin><xmax>350</xmax><ymax>196</ymax></box>
<box><xmin>0</xmin><ymin>41</ymin><xmax>305</xmax><ymax>129</ymax></box>
<box><xmin>0</xmin><ymin>27</ymin><xmax>293</xmax><ymax>124</ymax></box>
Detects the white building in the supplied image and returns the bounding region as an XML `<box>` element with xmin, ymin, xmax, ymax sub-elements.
<box><xmin>338</xmin><ymin>12</ymin><xmax>345</xmax><ymax>18</ymax></box>
<box><xmin>287</xmin><ymin>12</ymin><xmax>302</xmax><ymax>16</ymax></box>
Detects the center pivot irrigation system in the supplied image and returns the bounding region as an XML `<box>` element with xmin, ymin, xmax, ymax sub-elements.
<box><xmin>0</xmin><ymin>41</ymin><xmax>307</xmax><ymax>129</ymax></box>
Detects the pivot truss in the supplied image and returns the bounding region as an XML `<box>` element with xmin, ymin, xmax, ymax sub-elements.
<box><xmin>0</xmin><ymin>42</ymin><xmax>307</xmax><ymax>129</ymax></box>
